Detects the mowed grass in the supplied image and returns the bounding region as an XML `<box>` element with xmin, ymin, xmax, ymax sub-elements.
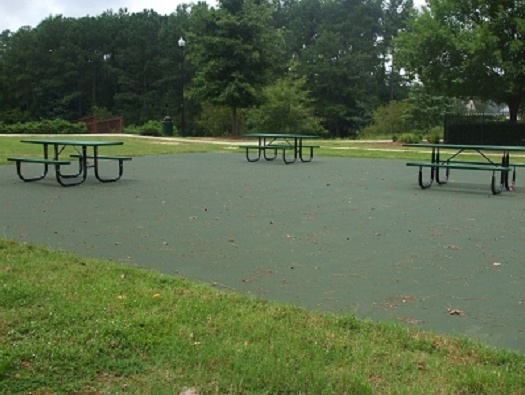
<box><xmin>0</xmin><ymin>134</ymin><xmax>449</xmax><ymax>164</ymax></box>
<box><xmin>1</xmin><ymin>135</ymin><xmax>525</xmax><ymax>393</ymax></box>
<box><xmin>2</xmin><ymin>134</ymin><xmax>518</xmax><ymax>164</ymax></box>
<box><xmin>1</xmin><ymin>240</ymin><xmax>525</xmax><ymax>394</ymax></box>
<box><xmin>0</xmin><ymin>135</ymin><xmax>230</xmax><ymax>165</ymax></box>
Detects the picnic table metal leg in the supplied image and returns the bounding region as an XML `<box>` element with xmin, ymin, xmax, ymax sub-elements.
<box><xmin>14</xmin><ymin>161</ymin><xmax>49</xmax><ymax>182</ymax></box>
<box><xmin>263</xmin><ymin>147</ymin><xmax>278</xmax><ymax>160</ymax></box>
<box><xmin>262</xmin><ymin>137</ymin><xmax>278</xmax><ymax>161</ymax></box>
<box><xmin>434</xmin><ymin>148</ymin><xmax>449</xmax><ymax>184</ymax></box>
<box><xmin>417</xmin><ymin>166</ymin><xmax>434</xmax><ymax>189</ymax></box>
<box><xmin>299</xmin><ymin>138</ymin><xmax>314</xmax><ymax>162</ymax></box>
<box><xmin>282</xmin><ymin>145</ymin><xmax>297</xmax><ymax>164</ymax></box>
<box><xmin>51</xmin><ymin>143</ymin><xmax>84</xmax><ymax>179</ymax></box>
<box><xmin>245</xmin><ymin>146</ymin><xmax>261</xmax><ymax>162</ymax></box>
<box><xmin>300</xmin><ymin>147</ymin><xmax>314</xmax><ymax>162</ymax></box>
<box><xmin>491</xmin><ymin>170</ymin><xmax>505</xmax><ymax>195</ymax></box>
<box><xmin>282</xmin><ymin>137</ymin><xmax>299</xmax><ymax>164</ymax></box>
<box><xmin>502</xmin><ymin>152</ymin><xmax>511</xmax><ymax>190</ymax></box>
<box><xmin>511</xmin><ymin>165</ymin><xmax>517</xmax><ymax>190</ymax></box>
<box><xmin>54</xmin><ymin>145</ymin><xmax>88</xmax><ymax>187</ymax></box>
<box><xmin>93</xmin><ymin>146</ymin><xmax>126</xmax><ymax>183</ymax></box>
<box><xmin>416</xmin><ymin>147</ymin><xmax>437</xmax><ymax>189</ymax></box>
<box><xmin>14</xmin><ymin>143</ymin><xmax>50</xmax><ymax>181</ymax></box>
<box><xmin>245</xmin><ymin>136</ymin><xmax>268</xmax><ymax>162</ymax></box>
<box><xmin>59</xmin><ymin>158</ymin><xmax>84</xmax><ymax>178</ymax></box>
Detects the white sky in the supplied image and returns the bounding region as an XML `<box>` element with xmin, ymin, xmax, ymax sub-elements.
<box><xmin>0</xmin><ymin>0</ymin><xmax>203</xmax><ymax>32</ymax></box>
<box><xmin>0</xmin><ymin>0</ymin><xmax>426</xmax><ymax>33</ymax></box>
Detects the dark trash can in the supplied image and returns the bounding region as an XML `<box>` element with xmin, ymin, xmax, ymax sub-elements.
<box><xmin>162</xmin><ymin>116</ymin><xmax>174</xmax><ymax>136</ymax></box>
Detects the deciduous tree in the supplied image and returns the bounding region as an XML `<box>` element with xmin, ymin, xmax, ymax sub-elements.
<box><xmin>188</xmin><ymin>0</ymin><xmax>281</xmax><ymax>136</ymax></box>
<box><xmin>395</xmin><ymin>0</ymin><xmax>525</xmax><ymax>121</ymax></box>
<box><xmin>245</xmin><ymin>74</ymin><xmax>325</xmax><ymax>135</ymax></box>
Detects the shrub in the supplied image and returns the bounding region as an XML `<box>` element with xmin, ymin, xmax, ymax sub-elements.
<box><xmin>123</xmin><ymin>124</ymin><xmax>141</xmax><ymax>135</ymax></box>
<box><xmin>426</xmin><ymin>127</ymin><xmax>443</xmax><ymax>143</ymax></box>
<box><xmin>0</xmin><ymin>119</ymin><xmax>87</xmax><ymax>134</ymax></box>
<box><xmin>244</xmin><ymin>76</ymin><xmax>326</xmax><ymax>136</ymax></box>
<box><xmin>137</xmin><ymin>120</ymin><xmax>163</xmax><ymax>136</ymax></box>
<box><xmin>195</xmin><ymin>103</ymin><xmax>233</xmax><ymax>136</ymax></box>
<box><xmin>396</xmin><ymin>132</ymin><xmax>422</xmax><ymax>143</ymax></box>
<box><xmin>360</xmin><ymin>100</ymin><xmax>412</xmax><ymax>139</ymax></box>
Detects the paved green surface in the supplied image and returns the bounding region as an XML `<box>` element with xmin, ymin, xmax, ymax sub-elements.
<box><xmin>1</xmin><ymin>153</ymin><xmax>524</xmax><ymax>353</ymax></box>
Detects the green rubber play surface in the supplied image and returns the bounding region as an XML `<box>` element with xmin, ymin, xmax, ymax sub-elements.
<box><xmin>2</xmin><ymin>153</ymin><xmax>524</xmax><ymax>353</ymax></box>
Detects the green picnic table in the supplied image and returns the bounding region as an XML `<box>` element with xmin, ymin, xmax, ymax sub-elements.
<box><xmin>8</xmin><ymin>139</ymin><xmax>132</xmax><ymax>187</ymax></box>
<box><xmin>242</xmin><ymin>133</ymin><xmax>319</xmax><ymax>164</ymax></box>
<box><xmin>403</xmin><ymin>143</ymin><xmax>525</xmax><ymax>195</ymax></box>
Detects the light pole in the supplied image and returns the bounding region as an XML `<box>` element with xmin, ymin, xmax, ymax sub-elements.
<box><xmin>178</xmin><ymin>37</ymin><xmax>186</xmax><ymax>137</ymax></box>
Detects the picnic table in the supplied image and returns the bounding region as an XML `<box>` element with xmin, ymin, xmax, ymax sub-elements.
<box><xmin>7</xmin><ymin>139</ymin><xmax>132</xmax><ymax>187</ymax></box>
<box><xmin>241</xmin><ymin>133</ymin><xmax>319</xmax><ymax>164</ymax></box>
<box><xmin>403</xmin><ymin>143</ymin><xmax>525</xmax><ymax>195</ymax></box>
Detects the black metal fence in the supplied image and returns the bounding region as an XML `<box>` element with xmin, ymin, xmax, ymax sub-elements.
<box><xmin>444</xmin><ymin>113</ymin><xmax>525</xmax><ymax>145</ymax></box>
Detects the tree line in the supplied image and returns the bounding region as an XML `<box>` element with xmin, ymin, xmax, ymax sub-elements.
<box><xmin>0</xmin><ymin>0</ymin><xmax>415</xmax><ymax>137</ymax></box>
<box><xmin>1</xmin><ymin>0</ymin><xmax>523</xmax><ymax>137</ymax></box>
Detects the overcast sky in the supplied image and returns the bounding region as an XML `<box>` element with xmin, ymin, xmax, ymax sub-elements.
<box><xmin>1</xmin><ymin>0</ymin><xmax>426</xmax><ymax>33</ymax></box>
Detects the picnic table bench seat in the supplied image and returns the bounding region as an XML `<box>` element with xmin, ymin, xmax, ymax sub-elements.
<box><xmin>240</xmin><ymin>144</ymin><xmax>295</xmax><ymax>150</ymax></box>
<box><xmin>405</xmin><ymin>161</ymin><xmax>511</xmax><ymax>172</ymax></box>
<box><xmin>7</xmin><ymin>157</ymin><xmax>72</xmax><ymax>182</ymax></box>
<box><xmin>69</xmin><ymin>154</ymin><xmax>132</xmax><ymax>162</ymax></box>
<box><xmin>7</xmin><ymin>157</ymin><xmax>71</xmax><ymax>165</ymax></box>
<box><xmin>240</xmin><ymin>143</ymin><xmax>320</xmax><ymax>164</ymax></box>
<box><xmin>240</xmin><ymin>144</ymin><xmax>295</xmax><ymax>163</ymax></box>
<box><xmin>406</xmin><ymin>161</ymin><xmax>511</xmax><ymax>195</ymax></box>
<box><xmin>69</xmin><ymin>153</ymin><xmax>132</xmax><ymax>183</ymax></box>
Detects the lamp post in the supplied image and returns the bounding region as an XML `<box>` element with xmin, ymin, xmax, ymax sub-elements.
<box><xmin>178</xmin><ymin>37</ymin><xmax>186</xmax><ymax>137</ymax></box>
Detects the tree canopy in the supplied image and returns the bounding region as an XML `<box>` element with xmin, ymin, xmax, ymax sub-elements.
<box><xmin>188</xmin><ymin>0</ymin><xmax>281</xmax><ymax>135</ymax></box>
<box><xmin>395</xmin><ymin>0</ymin><xmax>525</xmax><ymax>121</ymax></box>
<box><xmin>0</xmin><ymin>1</ymin><xmax>420</xmax><ymax>136</ymax></box>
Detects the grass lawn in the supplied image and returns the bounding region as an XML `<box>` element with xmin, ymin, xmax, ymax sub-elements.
<box><xmin>1</xmin><ymin>135</ymin><xmax>524</xmax><ymax>394</ymax></box>
<box><xmin>1</xmin><ymin>134</ymin><xmax>515</xmax><ymax>164</ymax></box>
<box><xmin>0</xmin><ymin>134</ymin><xmax>461</xmax><ymax>163</ymax></box>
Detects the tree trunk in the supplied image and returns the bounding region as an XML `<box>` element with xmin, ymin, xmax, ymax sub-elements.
<box><xmin>507</xmin><ymin>96</ymin><xmax>521</xmax><ymax>123</ymax></box>
<box><xmin>231</xmin><ymin>106</ymin><xmax>239</xmax><ymax>136</ymax></box>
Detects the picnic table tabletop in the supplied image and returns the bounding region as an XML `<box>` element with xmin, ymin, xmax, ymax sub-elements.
<box><xmin>403</xmin><ymin>142</ymin><xmax>525</xmax><ymax>151</ymax></box>
<box><xmin>21</xmin><ymin>139</ymin><xmax>124</xmax><ymax>147</ymax></box>
<box><xmin>244</xmin><ymin>133</ymin><xmax>319</xmax><ymax>139</ymax></box>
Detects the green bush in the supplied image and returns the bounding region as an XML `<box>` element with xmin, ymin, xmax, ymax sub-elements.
<box><xmin>360</xmin><ymin>100</ymin><xmax>412</xmax><ymax>139</ymax></box>
<box><xmin>425</xmin><ymin>127</ymin><xmax>443</xmax><ymax>143</ymax></box>
<box><xmin>0</xmin><ymin>119</ymin><xmax>87</xmax><ymax>134</ymax></box>
<box><xmin>123</xmin><ymin>124</ymin><xmax>141</xmax><ymax>135</ymax></box>
<box><xmin>137</xmin><ymin>120</ymin><xmax>163</xmax><ymax>136</ymax></box>
<box><xmin>396</xmin><ymin>132</ymin><xmax>422</xmax><ymax>143</ymax></box>
<box><xmin>244</xmin><ymin>76</ymin><xmax>326</xmax><ymax>136</ymax></box>
<box><xmin>126</xmin><ymin>120</ymin><xmax>180</xmax><ymax>136</ymax></box>
<box><xmin>195</xmin><ymin>103</ymin><xmax>233</xmax><ymax>136</ymax></box>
